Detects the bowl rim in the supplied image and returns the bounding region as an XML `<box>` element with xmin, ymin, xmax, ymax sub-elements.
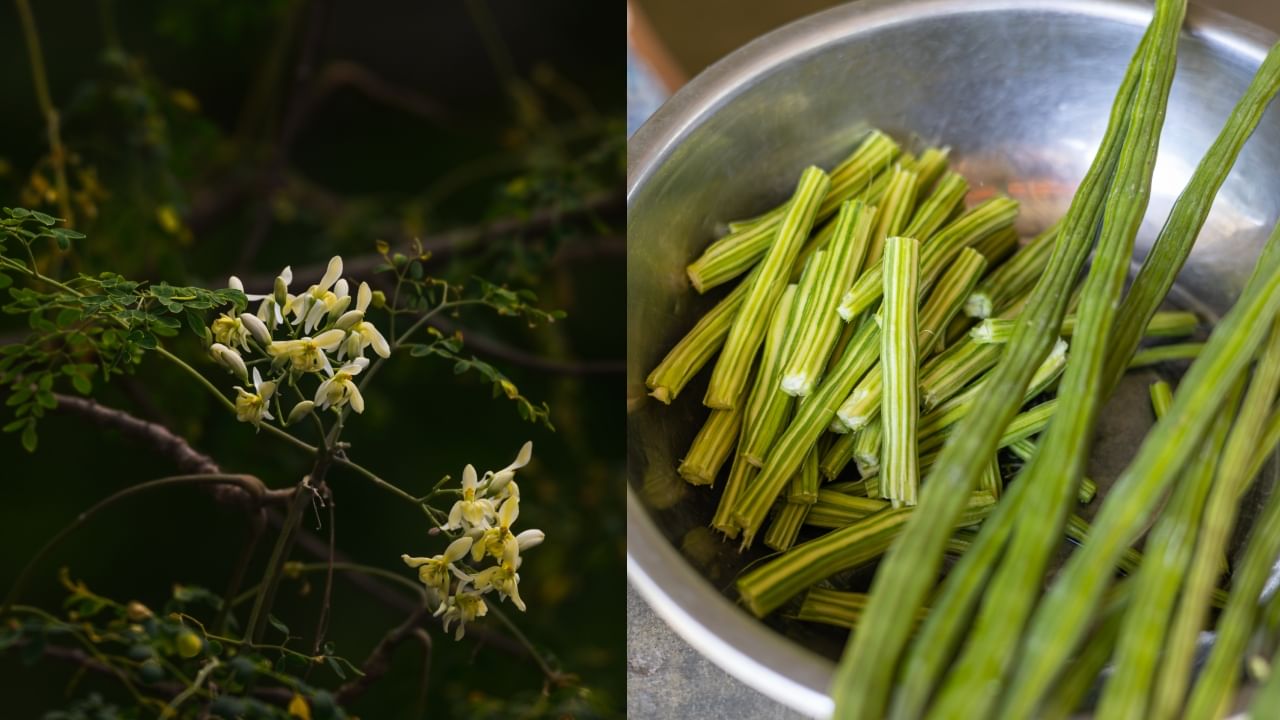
<box><xmin>626</xmin><ymin>0</ymin><xmax>1278</xmax><ymax>716</ymax></box>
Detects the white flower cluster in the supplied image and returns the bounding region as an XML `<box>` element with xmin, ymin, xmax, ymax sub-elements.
<box><xmin>209</xmin><ymin>256</ymin><xmax>391</xmax><ymax>428</ymax></box>
<box><xmin>401</xmin><ymin>441</ymin><xmax>544</xmax><ymax>640</ymax></box>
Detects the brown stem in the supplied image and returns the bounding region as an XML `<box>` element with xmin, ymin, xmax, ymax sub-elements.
<box><xmin>53</xmin><ymin>393</ymin><xmax>220</xmax><ymax>473</ymax></box>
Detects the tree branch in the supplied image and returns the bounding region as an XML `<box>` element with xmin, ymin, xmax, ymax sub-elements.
<box><xmin>53</xmin><ymin>393</ymin><xmax>221</xmax><ymax>474</ymax></box>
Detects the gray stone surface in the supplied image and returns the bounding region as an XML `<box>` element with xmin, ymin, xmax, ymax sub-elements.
<box><xmin>627</xmin><ymin>584</ymin><xmax>808</xmax><ymax>719</ymax></box>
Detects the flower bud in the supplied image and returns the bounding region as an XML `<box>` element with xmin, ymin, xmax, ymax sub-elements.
<box><xmin>371</xmin><ymin>290</ymin><xmax>386</xmax><ymax>309</ymax></box>
<box><xmin>125</xmin><ymin>601</ymin><xmax>153</xmax><ymax>621</ymax></box>
<box><xmin>212</xmin><ymin>343</ymin><xmax>248</xmax><ymax>382</ymax></box>
<box><xmin>285</xmin><ymin>400</ymin><xmax>316</xmax><ymax>426</ymax></box>
<box><xmin>334</xmin><ymin>310</ymin><xmax>364</xmax><ymax>331</ymax></box>
<box><xmin>240</xmin><ymin>313</ymin><xmax>271</xmax><ymax>345</ymax></box>
<box><xmin>515</xmin><ymin>529</ymin><xmax>544</xmax><ymax>552</ymax></box>
<box><xmin>274</xmin><ymin>276</ymin><xmax>289</xmax><ymax>306</ymax></box>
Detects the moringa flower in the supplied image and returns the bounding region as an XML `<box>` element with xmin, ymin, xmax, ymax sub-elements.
<box><xmin>435</xmin><ymin>589</ymin><xmax>488</xmax><ymax>640</ymax></box>
<box><xmin>401</xmin><ymin>536</ymin><xmax>473</xmax><ymax>597</ymax></box>
<box><xmin>314</xmin><ymin>358</ymin><xmax>369</xmax><ymax>413</ymax></box>
<box><xmin>472</xmin><ymin>544</ymin><xmax>526</xmax><ymax>612</ymax></box>
<box><xmin>233</xmin><ymin>368</ymin><xmax>277</xmax><ymax>428</ymax></box>
<box><xmin>288</xmin><ymin>256</ymin><xmax>350</xmax><ymax>333</ymax></box>
<box><xmin>486</xmin><ymin>441</ymin><xmax>533</xmax><ymax>497</ymax></box>
<box><xmin>445</xmin><ymin>465</ymin><xmax>495</xmax><ymax>531</ymax></box>
<box><xmin>350</xmin><ymin>319</ymin><xmax>391</xmax><ymax>359</ymax></box>
<box><xmin>267</xmin><ymin>330</ymin><xmax>345</xmax><ymax>375</ymax></box>
<box><xmin>471</xmin><ymin>496</ymin><xmax>521</xmax><ymax>564</ymax></box>
<box><xmin>211</xmin><ymin>313</ymin><xmax>251</xmax><ymax>351</ymax></box>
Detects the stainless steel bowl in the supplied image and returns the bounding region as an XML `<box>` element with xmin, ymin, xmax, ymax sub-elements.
<box><xmin>628</xmin><ymin>0</ymin><xmax>1280</xmax><ymax>715</ymax></box>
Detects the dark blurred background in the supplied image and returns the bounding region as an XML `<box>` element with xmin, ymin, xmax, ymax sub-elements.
<box><xmin>0</xmin><ymin>0</ymin><xmax>623</xmax><ymax>717</ymax></box>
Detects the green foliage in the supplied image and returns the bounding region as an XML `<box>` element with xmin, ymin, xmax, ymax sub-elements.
<box><xmin>375</xmin><ymin>238</ymin><xmax>561</xmax><ymax>430</ymax></box>
<box><xmin>3</xmin><ymin>571</ymin><xmax>354</xmax><ymax>720</ymax></box>
<box><xmin>0</xmin><ymin>210</ymin><xmax>247</xmax><ymax>449</ymax></box>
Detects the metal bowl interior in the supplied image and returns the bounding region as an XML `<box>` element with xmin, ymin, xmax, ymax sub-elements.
<box><xmin>627</xmin><ymin>0</ymin><xmax>1280</xmax><ymax>715</ymax></box>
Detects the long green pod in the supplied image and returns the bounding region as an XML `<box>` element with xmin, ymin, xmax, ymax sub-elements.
<box><xmin>763</xmin><ymin>499</ymin><xmax>811</xmax><ymax>552</ymax></box>
<box><xmin>854</xmin><ymin>418</ymin><xmax>882</xmax><ymax>478</ymax></box>
<box><xmin>1101</xmin><ymin>40</ymin><xmax>1280</xmax><ymax>397</ymax></box>
<box><xmin>797</xmin><ymin>587</ymin><xmax>930</xmax><ymax>631</ymax></box>
<box><xmin>806</xmin><ymin>490</ymin><xmax>889</xmax><ymax>528</ymax></box>
<box><xmin>831</xmin><ymin>16</ymin><xmax>1159</xmax><ymax>716</ymax></box>
<box><xmin>1094</xmin><ymin>384</ymin><xmax>1239</xmax><ymax>720</ymax></box>
<box><xmin>836</xmin><ymin>249</ymin><xmax>987</xmax><ymax>431</ymax></box>
<box><xmin>969</xmin><ymin>310</ymin><xmax>1198</xmax><ymax>343</ymax></box>
<box><xmin>1129</xmin><ymin>341</ymin><xmax>1203</xmax><ymax>367</ymax></box>
<box><xmin>743</xmin><ymin>255</ymin><xmax>824</xmax><ymax>463</ymax></box>
<box><xmin>1006</xmin><ymin>439</ymin><xmax>1097</xmax><ymax>504</ymax></box>
<box><xmin>820</xmin><ymin>429</ymin><xmax>859</xmax><ymax>480</ymax></box>
<box><xmin>1063</xmin><ymin>514</ymin><xmax>1144</xmax><ymax>575</ymax></box>
<box><xmin>687</xmin><ymin>132</ymin><xmax>898</xmax><ymax>292</ymax></box>
<box><xmin>879</xmin><ymin>237</ymin><xmax>921</xmax><ymax>506</ymax></box>
<box><xmin>913</xmin><ymin>146</ymin><xmax>951</xmax><ymax>194</ymax></box>
<box><xmin>781</xmin><ymin>200</ymin><xmax>875</xmax><ymax>397</ymax></box>
<box><xmin>1037</xmin><ymin>584</ymin><xmax>1130</xmax><ymax>720</ymax></box>
<box><xmin>1183</xmin><ymin>409</ymin><xmax>1280</xmax><ymax>720</ymax></box>
<box><xmin>917</xmin><ymin>398</ymin><xmax>1058</xmax><ymax>467</ymax></box>
<box><xmin>739</xmin><ymin>286</ymin><xmax>798</xmax><ymax>462</ymax></box>
<box><xmin>803</xmin><ymin>154</ymin><xmax>918</xmax><ymax>258</ymax></box>
<box><xmin>787</xmin><ymin>445</ymin><xmax>821</xmax><ymax>505</ymax></box>
<box><xmin>916</xmin><ymin>339</ymin><xmax>1068</xmax><ymax>443</ymax></box>
<box><xmin>964</xmin><ymin>220</ymin><xmax>1062</xmax><ymax>318</ymax></box>
<box><xmin>836</xmin><ymin>196</ymin><xmax>1018</xmax><ymax>321</ymax></box>
<box><xmin>711</xmin><ymin>451</ymin><xmax>756</xmax><ymax>538</ymax></box>
<box><xmin>678</xmin><ymin>404</ymin><xmax>746</xmax><ymax>485</ymax></box>
<box><xmin>863</xmin><ymin>167</ymin><xmax>919</xmax><ymax>266</ymax></box>
<box><xmin>645</xmin><ymin>277</ymin><xmax>750</xmax><ymax>404</ymax></box>
<box><xmin>705</xmin><ymin>167</ymin><xmax>829</xmax><ymax>409</ymax></box>
<box><xmin>888</xmin><ymin>472</ymin><xmax>1030</xmax><ymax>720</ymax></box>
<box><xmin>736</xmin><ymin>492</ymin><xmax>995</xmax><ymax>618</ymax></box>
<box><xmin>918</xmin><ymin>338</ymin><xmax>1003</xmax><ymax>410</ymax></box>
<box><xmin>997</xmin><ymin>220</ymin><xmax>1280</xmax><ymax>719</ymax></box>
<box><xmin>735</xmin><ymin>252</ymin><xmax>1000</xmax><ymax>542</ymax></box>
<box><xmin>931</xmin><ymin>0</ymin><xmax>1183</xmax><ymax>700</ymax></box>
<box><xmin>971</xmin><ymin>224</ymin><xmax>1020</xmax><ymax>268</ymax></box>
<box><xmin>902</xmin><ymin>171</ymin><xmax>968</xmax><ymax>242</ymax></box>
<box><xmin>732</xmin><ymin>319</ymin><xmax>881</xmax><ymax>545</ymax></box>
<box><xmin>1152</xmin><ymin>318</ymin><xmax>1280</xmax><ymax>720</ymax></box>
